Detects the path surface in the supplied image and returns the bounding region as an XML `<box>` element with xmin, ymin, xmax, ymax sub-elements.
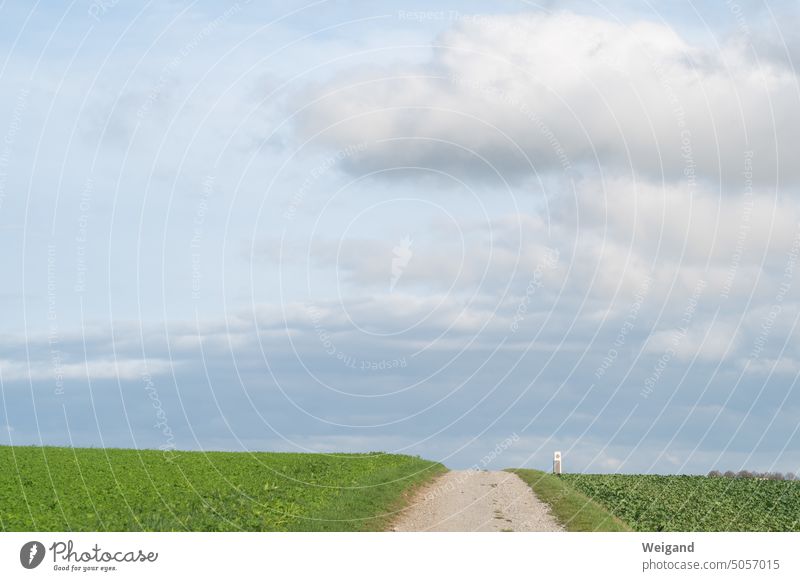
<box><xmin>392</xmin><ymin>470</ymin><xmax>564</xmax><ymax>532</ymax></box>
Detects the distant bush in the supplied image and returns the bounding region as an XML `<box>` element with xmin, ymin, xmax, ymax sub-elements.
<box><xmin>707</xmin><ymin>469</ymin><xmax>798</xmax><ymax>481</ymax></box>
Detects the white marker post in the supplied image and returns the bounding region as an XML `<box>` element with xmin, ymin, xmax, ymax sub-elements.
<box><xmin>553</xmin><ymin>451</ymin><xmax>562</xmax><ymax>475</ymax></box>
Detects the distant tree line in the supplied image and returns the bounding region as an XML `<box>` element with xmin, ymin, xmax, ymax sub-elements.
<box><xmin>707</xmin><ymin>470</ymin><xmax>797</xmax><ymax>480</ymax></box>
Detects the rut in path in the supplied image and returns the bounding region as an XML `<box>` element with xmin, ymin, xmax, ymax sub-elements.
<box><xmin>392</xmin><ymin>470</ymin><xmax>564</xmax><ymax>532</ymax></box>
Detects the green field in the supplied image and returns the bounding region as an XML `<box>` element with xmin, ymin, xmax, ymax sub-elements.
<box><xmin>0</xmin><ymin>446</ymin><xmax>445</xmax><ymax>531</ymax></box>
<box><xmin>560</xmin><ymin>473</ymin><xmax>800</xmax><ymax>532</ymax></box>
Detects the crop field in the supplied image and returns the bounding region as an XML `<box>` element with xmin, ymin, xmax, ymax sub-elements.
<box><xmin>0</xmin><ymin>446</ymin><xmax>445</xmax><ymax>531</ymax></box>
<box><xmin>560</xmin><ymin>474</ymin><xmax>800</xmax><ymax>531</ymax></box>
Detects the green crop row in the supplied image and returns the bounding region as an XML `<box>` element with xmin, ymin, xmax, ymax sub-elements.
<box><xmin>560</xmin><ymin>473</ymin><xmax>800</xmax><ymax>531</ymax></box>
<box><xmin>0</xmin><ymin>446</ymin><xmax>445</xmax><ymax>531</ymax></box>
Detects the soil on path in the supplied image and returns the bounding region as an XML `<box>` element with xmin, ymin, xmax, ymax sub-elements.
<box><xmin>392</xmin><ymin>470</ymin><xmax>564</xmax><ymax>532</ymax></box>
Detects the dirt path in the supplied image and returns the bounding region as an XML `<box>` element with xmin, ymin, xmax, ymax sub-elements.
<box><xmin>392</xmin><ymin>470</ymin><xmax>564</xmax><ymax>532</ymax></box>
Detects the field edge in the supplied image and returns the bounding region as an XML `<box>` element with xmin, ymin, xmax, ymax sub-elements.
<box><xmin>507</xmin><ymin>468</ymin><xmax>632</xmax><ymax>532</ymax></box>
<box><xmin>380</xmin><ymin>464</ymin><xmax>449</xmax><ymax>532</ymax></box>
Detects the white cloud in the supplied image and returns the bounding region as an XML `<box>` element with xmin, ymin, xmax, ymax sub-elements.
<box><xmin>294</xmin><ymin>12</ymin><xmax>800</xmax><ymax>185</ymax></box>
<box><xmin>742</xmin><ymin>357</ymin><xmax>800</xmax><ymax>374</ymax></box>
<box><xmin>0</xmin><ymin>358</ymin><xmax>174</xmax><ymax>383</ymax></box>
<box><xmin>645</xmin><ymin>321</ymin><xmax>741</xmax><ymax>362</ymax></box>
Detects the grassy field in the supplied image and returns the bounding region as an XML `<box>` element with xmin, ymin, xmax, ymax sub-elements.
<box><xmin>0</xmin><ymin>446</ymin><xmax>445</xmax><ymax>531</ymax></box>
<box><xmin>508</xmin><ymin>469</ymin><xmax>631</xmax><ymax>531</ymax></box>
<box><xmin>560</xmin><ymin>473</ymin><xmax>800</xmax><ymax>532</ymax></box>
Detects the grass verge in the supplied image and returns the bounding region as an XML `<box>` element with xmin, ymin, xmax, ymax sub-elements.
<box><xmin>508</xmin><ymin>469</ymin><xmax>631</xmax><ymax>531</ymax></box>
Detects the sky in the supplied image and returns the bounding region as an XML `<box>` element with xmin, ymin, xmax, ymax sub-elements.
<box><xmin>1</xmin><ymin>0</ymin><xmax>800</xmax><ymax>474</ymax></box>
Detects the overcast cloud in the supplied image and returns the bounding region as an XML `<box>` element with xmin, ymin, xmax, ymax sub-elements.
<box><xmin>1</xmin><ymin>1</ymin><xmax>799</xmax><ymax>474</ymax></box>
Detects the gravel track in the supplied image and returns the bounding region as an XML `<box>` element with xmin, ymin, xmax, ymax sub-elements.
<box><xmin>392</xmin><ymin>470</ymin><xmax>564</xmax><ymax>532</ymax></box>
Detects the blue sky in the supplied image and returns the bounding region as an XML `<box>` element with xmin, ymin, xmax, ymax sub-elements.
<box><xmin>2</xmin><ymin>0</ymin><xmax>800</xmax><ymax>474</ymax></box>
